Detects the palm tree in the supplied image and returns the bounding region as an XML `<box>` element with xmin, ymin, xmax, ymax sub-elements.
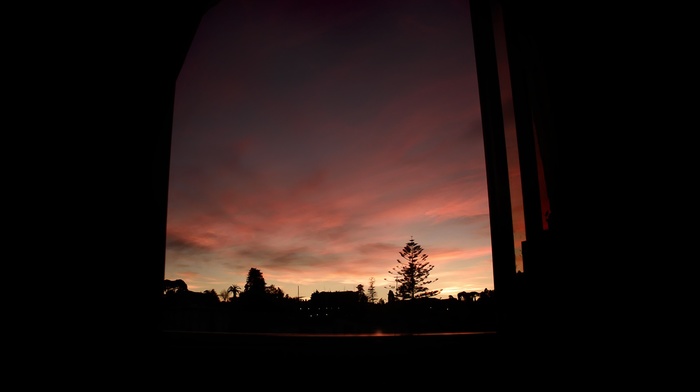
<box><xmin>227</xmin><ymin>284</ymin><xmax>241</xmax><ymax>300</ymax></box>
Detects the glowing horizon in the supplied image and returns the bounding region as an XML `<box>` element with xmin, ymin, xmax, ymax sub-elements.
<box><xmin>164</xmin><ymin>0</ymin><xmax>497</xmax><ymax>302</ymax></box>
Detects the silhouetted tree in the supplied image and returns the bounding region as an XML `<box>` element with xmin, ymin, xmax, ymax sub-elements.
<box><xmin>227</xmin><ymin>284</ymin><xmax>241</xmax><ymax>299</ymax></box>
<box><xmin>457</xmin><ymin>291</ymin><xmax>478</xmax><ymax>301</ymax></box>
<box><xmin>164</xmin><ymin>279</ymin><xmax>188</xmax><ymax>295</ymax></box>
<box><xmin>266</xmin><ymin>284</ymin><xmax>285</xmax><ymax>299</ymax></box>
<box><xmin>203</xmin><ymin>289</ymin><xmax>219</xmax><ymax>302</ymax></box>
<box><xmin>386</xmin><ymin>237</ymin><xmax>441</xmax><ymax>300</ymax></box>
<box><xmin>356</xmin><ymin>284</ymin><xmax>368</xmax><ymax>303</ymax></box>
<box><xmin>477</xmin><ymin>288</ymin><xmax>493</xmax><ymax>302</ymax></box>
<box><xmin>367</xmin><ymin>277</ymin><xmax>377</xmax><ymax>304</ymax></box>
<box><xmin>241</xmin><ymin>267</ymin><xmax>267</xmax><ymax>301</ymax></box>
<box><xmin>387</xmin><ymin>290</ymin><xmax>395</xmax><ymax>303</ymax></box>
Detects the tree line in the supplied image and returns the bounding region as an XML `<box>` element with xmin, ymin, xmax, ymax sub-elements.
<box><xmin>164</xmin><ymin>237</ymin><xmax>494</xmax><ymax>304</ymax></box>
<box><xmin>162</xmin><ymin>238</ymin><xmax>501</xmax><ymax>334</ymax></box>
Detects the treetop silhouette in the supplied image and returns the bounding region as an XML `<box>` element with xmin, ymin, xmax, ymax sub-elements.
<box><xmin>386</xmin><ymin>237</ymin><xmax>441</xmax><ymax>300</ymax></box>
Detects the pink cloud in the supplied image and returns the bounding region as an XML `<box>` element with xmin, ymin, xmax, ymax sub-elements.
<box><xmin>165</xmin><ymin>0</ymin><xmax>493</xmax><ymax>300</ymax></box>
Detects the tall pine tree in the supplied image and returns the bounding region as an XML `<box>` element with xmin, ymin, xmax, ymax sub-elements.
<box><xmin>387</xmin><ymin>237</ymin><xmax>441</xmax><ymax>300</ymax></box>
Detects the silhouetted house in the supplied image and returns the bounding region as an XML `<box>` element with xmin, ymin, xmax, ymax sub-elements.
<box><xmin>309</xmin><ymin>290</ymin><xmax>359</xmax><ymax>307</ymax></box>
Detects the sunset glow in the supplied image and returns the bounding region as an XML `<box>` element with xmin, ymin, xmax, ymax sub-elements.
<box><xmin>164</xmin><ymin>0</ymin><xmax>496</xmax><ymax>302</ymax></box>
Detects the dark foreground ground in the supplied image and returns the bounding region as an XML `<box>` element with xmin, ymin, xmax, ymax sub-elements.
<box><xmin>162</xmin><ymin>329</ymin><xmax>500</xmax><ymax>358</ymax></box>
<box><xmin>159</xmin><ymin>329</ymin><xmax>535</xmax><ymax>380</ymax></box>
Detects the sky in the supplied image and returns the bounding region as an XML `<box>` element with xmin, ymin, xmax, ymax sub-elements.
<box><xmin>164</xmin><ymin>0</ymin><xmax>506</xmax><ymax>302</ymax></box>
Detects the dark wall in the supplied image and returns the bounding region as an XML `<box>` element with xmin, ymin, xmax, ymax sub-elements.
<box><xmin>20</xmin><ymin>1</ymin><xmax>220</xmax><ymax>369</ymax></box>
